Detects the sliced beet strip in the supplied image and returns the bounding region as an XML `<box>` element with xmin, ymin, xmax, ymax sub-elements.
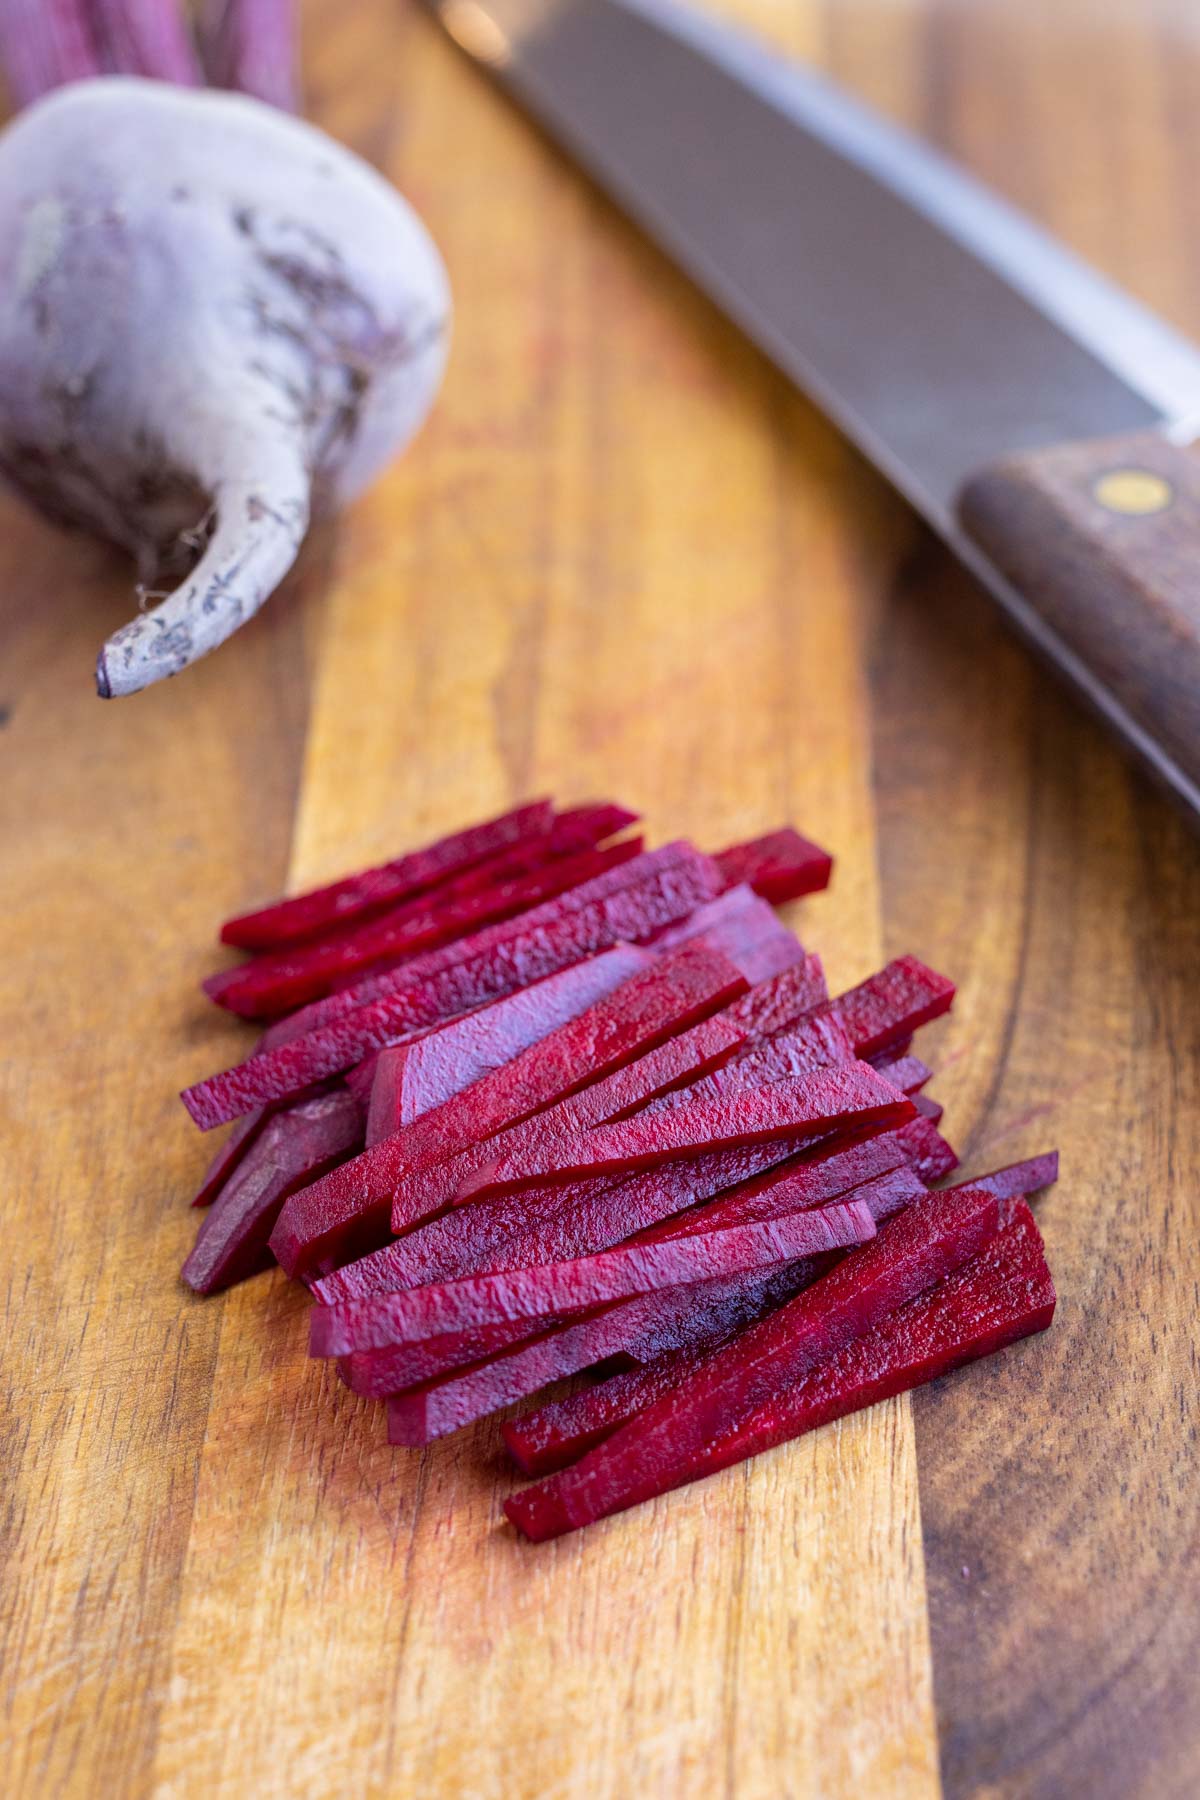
<box><xmin>292</xmin><ymin>839</ymin><xmax>720</xmax><ymax>1052</ymax></box>
<box><xmin>393</xmin><ymin>1011</ymin><xmax>745</xmax><ymax>1227</ymax></box>
<box><xmin>713</xmin><ymin>829</ymin><xmax>833</xmax><ymax>905</ymax></box>
<box><xmin>612</xmin><ymin>1262</ymin><xmax>829</xmax><ymax>1367</ymax></box>
<box><xmin>506</xmin><ymin>1361</ymin><xmax>683</xmax><ymax>1476</ymax></box>
<box><xmin>348</xmin><ymin>1121</ymin><xmax>913</xmax><ymax>1311</ymax></box>
<box><xmin>369</xmin><ymin>944</ymin><xmax>651</xmax><ymax>1138</ymax></box>
<box><xmin>366</xmin><ymin>1167</ymin><xmax>921</xmax><ymax>1422</ymax></box>
<box><xmin>268</xmin><ymin>940</ymin><xmax>746</xmax><ymax>1278</ymax></box>
<box><xmin>206</xmin><ymin>837</ymin><xmax>646</xmax><ymax>1018</ymax></box>
<box><xmin>658</xmin><ymin>955</ymin><xmax>949</xmax><ymax>1094</ymax></box>
<box><xmin>696</xmin><ymin>1198</ymin><xmax>1055</xmax><ymax>1461</ymax></box>
<box><xmin>946</xmin><ymin>1150</ymin><xmax>1059</xmax><ymax>1200</ymax></box>
<box><xmin>384</xmin><ymin>1266</ymin><xmax>808</xmax><ymax>1445</ymax></box>
<box><xmin>219</xmin><ymin>799</ymin><xmax>555</xmax><ymax>949</ymax></box>
<box><xmin>498</xmin><ymin>1184</ymin><xmax>1002</xmax><ymax>1535</ymax></box>
<box><xmin>644</xmin><ymin>1160</ymin><xmax>926</xmax><ymax>1245</ymax></box>
<box><xmin>501</xmin><ymin>1162</ymin><xmax>930</xmax><ymax>1473</ymax></box>
<box><xmin>310</xmin><ymin>1200</ymin><xmax>875</xmax><ymax>1356</ymax></box>
<box><xmin>504</xmin><ymin>1321</ymin><xmax>771</xmax><ymax>1477</ymax></box>
<box><xmin>209</xmin><ymin>831</ymin><xmax>643</xmax><ymax>1016</ymax></box>
<box><xmin>895</xmin><ymin>1115</ymin><xmax>960</xmax><ymax>1183</ymax></box>
<box><xmin>190</xmin><ymin>1103</ymin><xmax>275</xmax><ymax>1207</ymax></box>
<box><xmin>383</xmin><ymin>1162</ymin><xmax>958</xmax><ymax>1447</ymax></box>
<box><xmin>592</xmin><ymin>1164</ymin><xmax>928</xmax><ymax>1376</ymax></box>
<box><xmin>257</xmin><ymin>845</ymin><xmax>801</xmax><ymax>1055</ymax></box>
<box><xmin>377</xmin><ymin>940</ymin><xmax>746</xmax><ymax>1223</ymax></box>
<box><xmin>260</xmin><ymin>852</ymin><xmax>816</xmax><ymax>1065</ymax></box>
<box><xmin>332</xmin><ymin>1130</ymin><xmax>888</xmax><ymax>1368</ymax></box>
<box><xmin>347</xmin><ymin>1053</ymin><xmax>384</xmax><ymax>1114</ymax></box>
<box><xmin>647</xmin><ymin>885</ymin><xmax>805</xmax><ymax>984</ymax></box>
<box><xmin>181</xmin><ymin>1090</ymin><xmax>363</xmax><ymax>1295</ymax></box>
<box><xmin>644</xmin><ymin>1010</ymin><xmax>854</xmax><ymax>1115</ymax></box>
<box><xmin>364</xmin><ymin>1045</ymin><xmax>407</xmax><ymax>1145</ymax></box>
<box><xmin>818</xmin><ymin>956</ymin><xmax>955</xmax><ymax>1058</ymax></box>
<box><xmin>382</xmin><ymin>1163</ymin><xmax>944</xmax><ymax>1446</ymax></box>
<box><xmin>870</xmin><ymin>1052</ymin><xmax>932</xmax><ymax>1095</ymax></box>
<box><xmin>507</xmin><ymin>1201</ymin><xmax>1054</xmax><ymax>1526</ymax></box>
<box><xmin>256</xmin><ymin>840</ymin><xmax>701</xmax><ymax>1053</ymax></box>
<box><xmin>338</xmin><ymin>1312</ymin><xmax>582</xmax><ymax>1399</ymax></box>
<box><xmin>185</xmin><ymin>957</ymin><xmax>469</xmax><ymax>1130</ymax></box>
<box><xmin>456</xmin><ymin>1065</ymin><xmax>914</xmax><ymax>1203</ymax></box>
<box><xmin>723</xmin><ymin>954</ymin><xmax>828</xmax><ymax>1039</ymax></box>
<box><xmin>255</xmin><ymin>802</ymin><xmax>635</xmax><ymax>971</ymax></box>
<box><xmin>382</xmin><ymin>1245</ymin><xmax>854</xmax><ymax>1446</ymax></box>
<box><xmin>503</xmin><ymin>1324</ymin><xmax>761</xmax><ymax>1477</ymax></box>
<box><xmin>182</xmin><ymin>843</ymin><xmax>722</xmax><ymax>1131</ymax></box>
<box><xmin>315</xmin><ymin>1124</ymin><xmax>914</xmax><ymax>1306</ymax></box>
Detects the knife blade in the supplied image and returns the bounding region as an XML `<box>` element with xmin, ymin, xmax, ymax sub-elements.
<box><xmin>429</xmin><ymin>0</ymin><xmax>1200</xmax><ymax>821</ymax></box>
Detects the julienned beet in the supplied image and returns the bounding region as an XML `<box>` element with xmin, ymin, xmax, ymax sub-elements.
<box><xmin>180</xmin><ymin>800</ymin><xmax>1058</xmax><ymax>1539</ymax></box>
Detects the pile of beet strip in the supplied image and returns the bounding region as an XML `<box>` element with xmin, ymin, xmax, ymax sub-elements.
<box><xmin>181</xmin><ymin>799</ymin><xmax>1058</xmax><ymax>1540</ymax></box>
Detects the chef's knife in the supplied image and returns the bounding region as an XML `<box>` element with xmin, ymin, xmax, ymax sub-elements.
<box><xmin>429</xmin><ymin>0</ymin><xmax>1200</xmax><ymax>819</ymax></box>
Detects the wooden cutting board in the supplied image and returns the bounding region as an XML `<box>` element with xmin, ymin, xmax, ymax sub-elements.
<box><xmin>3</xmin><ymin>1</ymin><xmax>1197</xmax><ymax>1794</ymax></box>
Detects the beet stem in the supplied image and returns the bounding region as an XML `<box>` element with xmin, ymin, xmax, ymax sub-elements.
<box><xmin>201</xmin><ymin>0</ymin><xmax>298</xmax><ymax>110</ymax></box>
<box><xmin>89</xmin><ymin>0</ymin><xmax>203</xmax><ymax>84</ymax></box>
<box><xmin>0</xmin><ymin>0</ymin><xmax>102</xmax><ymax>103</ymax></box>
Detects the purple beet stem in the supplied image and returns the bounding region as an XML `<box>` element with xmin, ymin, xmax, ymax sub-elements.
<box><xmin>0</xmin><ymin>0</ymin><xmax>296</xmax><ymax>105</ymax></box>
<box><xmin>202</xmin><ymin>0</ymin><xmax>297</xmax><ymax>109</ymax></box>
<box><xmin>0</xmin><ymin>0</ymin><xmax>101</xmax><ymax>103</ymax></box>
<box><xmin>91</xmin><ymin>1</ymin><xmax>202</xmax><ymax>84</ymax></box>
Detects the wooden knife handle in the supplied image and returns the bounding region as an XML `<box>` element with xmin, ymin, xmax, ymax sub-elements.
<box><xmin>958</xmin><ymin>428</ymin><xmax>1200</xmax><ymax>796</ymax></box>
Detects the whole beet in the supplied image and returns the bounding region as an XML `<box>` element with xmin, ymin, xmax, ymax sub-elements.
<box><xmin>0</xmin><ymin>76</ymin><xmax>450</xmax><ymax>695</ymax></box>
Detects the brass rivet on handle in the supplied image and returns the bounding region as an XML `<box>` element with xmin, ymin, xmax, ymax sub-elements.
<box><xmin>1092</xmin><ymin>468</ymin><xmax>1174</xmax><ymax>515</ymax></box>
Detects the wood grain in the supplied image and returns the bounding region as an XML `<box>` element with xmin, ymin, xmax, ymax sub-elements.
<box><xmin>872</xmin><ymin>536</ymin><xmax>1200</xmax><ymax>1800</ymax></box>
<box><xmin>1</xmin><ymin>0</ymin><xmax>1198</xmax><ymax>1797</ymax></box>
<box><xmin>153</xmin><ymin>4</ymin><xmax>937</xmax><ymax>1796</ymax></box>
<box><xmin>864</xmin><ymin>5</ymin><xmax>1200</xmax><ymax>1788</ymax></box>
<box><xmin>0</xmin><ymin>491</ymin><xmax>321</xmax><ymax>1794</ymax></box>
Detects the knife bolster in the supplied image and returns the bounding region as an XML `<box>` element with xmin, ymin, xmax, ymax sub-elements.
<box><xmin>958</xmin><ymin>428</ymin><xmax>1200</xmax><ymax>794</ymax></box>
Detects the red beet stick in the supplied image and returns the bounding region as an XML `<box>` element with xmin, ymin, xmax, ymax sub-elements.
<box><xmin>500</xmin><ymin>1184</ymin><xmax>1001</xmax><ymax>1535</ymax></box>
<box><xmin>365</xmin><ymin>945</ymin><xmax>651</xmax><ymax>1142</ymax></box>
<box><xmin>310</xmin><ymin>1199</ymin><xmax>875</xmax><ymax>1356</ymax></box>
<box><xmin>457</xmin><ymin>1064</ymin><xmax>914</xmax><ymax>1202</ymax></box>
<box><xmin>390</xmin><ymin>1010</ymin><xmax>745</xmax><ymax>1228</ymax></box>
<box><xmin>182</xmin><ymin>844</ymin><xmax>721</xmax><ymax>1130</ymax></box>
<box><xmin>219</xmin><ymin>799</ymin><xmax>555</xmax><ymax>949</ymax></box>
<box><xmin>181</xmin><ymin>1090</ymin><xmax>363</xmax><ymax>1295</ymax></box>
<box><xmin>320</xmin><ymin>1113</ymin><xmax>923</xmax><ymax>1312</ymax></box>
<box><xmin>269</xmin><ymin>941</ymin><xmax>746</xmax><ymax>1278</ymax></box>
<box><xmin>713</xmin><ymin>829</ymin><xmax>833</xmax><ymax>905</ymax></box>
<box><xmin>501</xmin><ymin>1163</ymin><xmax>930</xmax><ymax>1474</ymax></box>
<box><xmin>507</xmin><ymin>1201</ymin><xmax>1054</xmax><ymax>1532</ymax></box>
<box><xmin>206</xmin><ymin>837</ymin><xmax>645</xmax><ymax>1019</ymax></box>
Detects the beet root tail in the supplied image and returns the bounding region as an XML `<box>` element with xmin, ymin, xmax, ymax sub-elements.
<box><xmin>95</xmin><ymin>463</ymin><xmax>310</xmax><ymax>697</ymax></box>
